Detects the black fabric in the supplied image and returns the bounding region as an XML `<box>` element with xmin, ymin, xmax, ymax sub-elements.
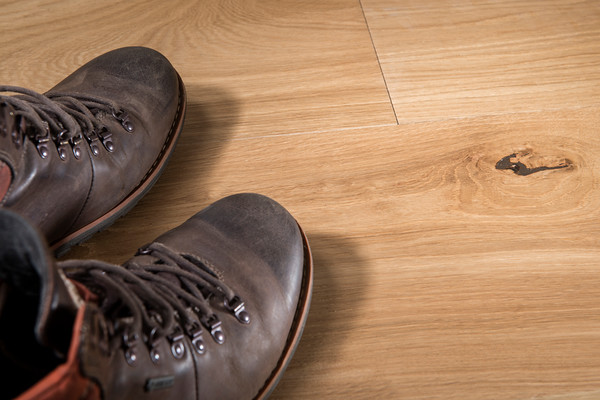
<box><xmin>0</xmin><ymin>209</ymin><xmax>63</xmax><ymax>398</ymax></box>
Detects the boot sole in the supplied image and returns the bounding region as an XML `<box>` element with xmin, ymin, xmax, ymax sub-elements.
<box><xmin>255</xmin><ymin>223</ymin><xmax>314</xmax><ymax>399</ymax></box>
<box><xmin>51</xmin><ymin>75</ymin><xmax>187</xmax><ymax>257</ymax></box>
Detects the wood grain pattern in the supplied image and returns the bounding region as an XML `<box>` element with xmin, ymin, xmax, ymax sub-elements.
<box><xmin>0</xmin><ymin>0</ymin><xmax>396</xmax><ymax>137</ymax></box>
<box><xmin>1</xmin><ymin>0</ymin><xmax>600</xmax><ymax>399</ymax></box>
<box><xmin>361</xmin><ymin>0</ymin><xmax>600</xmax><ymax>123</ymax></box>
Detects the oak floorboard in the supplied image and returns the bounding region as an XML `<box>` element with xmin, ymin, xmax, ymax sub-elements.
<box><xmin>0</xmin><ymin>0</ymin><xmax>395</xmax><ymax>138</ymax></box>
<box><xmin>361</xmin><ymin>0</ymin><xmax>600</xmax><ymax>123</ymax></box>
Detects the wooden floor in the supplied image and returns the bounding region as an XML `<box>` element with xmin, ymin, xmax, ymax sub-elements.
<box><xmin>2</xmin><ymin>0</ymin><xmax>600</xmax><ymax>398</ymax></box>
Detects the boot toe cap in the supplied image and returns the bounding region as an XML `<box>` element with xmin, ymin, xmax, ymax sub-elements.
<box><xmin>198</xmin><ymin>193</ymin><xmax>305</xmax><ymax>295</ymax></box>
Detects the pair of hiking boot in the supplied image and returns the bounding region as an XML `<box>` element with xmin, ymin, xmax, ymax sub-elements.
<box><xmin>0</xmin><ymin>47</ymin><xmax>313</xmax><ymax>399</ymax></box>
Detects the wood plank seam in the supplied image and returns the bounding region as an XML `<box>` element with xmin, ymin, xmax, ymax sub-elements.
<box><xmin>359</xmin><ymin>0</ymin><xmax>399</xmax><ymax>125</ymax></box>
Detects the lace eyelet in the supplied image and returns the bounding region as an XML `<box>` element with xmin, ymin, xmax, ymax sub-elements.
<box><xmin>36</xmin><ymin>143</ymin><xmax>49</xmax><ymax>159</ymax></box>
<box><xmin>122</xmin><ymin>331</ymin><xmax>139</xmax><ymax>367</ymax></box>
<box><xmin>204</xmin><ymin>314</ymin><xmax>225</xmax><ymax>345</ymax></box>
<box><xmin>56</xmin><ymin>130</ymin><xmax>70</xmax><ymax>161</ymax></box>
<box><xmin>103</xmin><ymin>139</ymin><xmax>114</xmax><ymax>152</ymax></box>
<box><xmin>34</xmin><ymin>124</ymin><xmax>51</xmax><ymax>159</ymax></box>
<box><xmin>71</xmin><ymin>135</ymin><xmax>84</xmax><ymax>160</ymax></box>
<box><xmin>135</xmin><ymin>246</ymin><xmax>152</xmax><ymax>256</ymax></box>
<box><xmin>226</xmin><ymin>296</ymin><xmax>251</xmax><ymax>324</ymax></box>
<box><xmin>150</xmin><ymin>348</ymin><xmax>161</xmax><ymax>364</ymax></box>
<box><xmin>168</xmin><ymin>328</ymin><xmax>186</xmax><ymax>359</ymax></box>
<box><xmin>57</xmin><ymin>145</ymin><xmax>69</xmax><ymax>161</ymax></box>
<box><xmin>98</xmin><ymin>128</ymin><xmax>115</xmax><ymax>152</ymax></box>
<box><xmin>171</xmin><ymin>341</ymin><xmax>185</xmax><ymax>359</ymax></box>
<box><xmin>185</xmin><ymin>321</ymin><xmax>206</xmax><ymax>355</ymax></box>
<box><xmin>125</xmin><ymin>348</ymin><xmax>138</xmax><ymax>366</ymax></box>
<box><xmin>112</xmin><ymin>108</ymin><xmax>134</xmax><ymax>133</ymax></box>
<box><xmin>84</xmin><ymin>130</ymin><xmax>101</xmax><ymax>156</ymax></box>
<box><xmin>122</xmin><ymin>119</ymin><xmax>134</xmax><ymax>132</ymax></box>
<box><xmin>192</xmin><ymin>337</ymin><xmax>205</xmax><ymax>354</ymax></box>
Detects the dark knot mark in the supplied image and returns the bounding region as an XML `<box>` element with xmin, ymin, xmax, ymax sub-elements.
<box><xmin>495</xmin><ymin>153</ymin><xmax>569</xmax><ymax>176</ymax></box>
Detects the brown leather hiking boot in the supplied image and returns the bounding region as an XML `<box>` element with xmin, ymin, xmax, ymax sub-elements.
<box><xmin>0</xmin><ymin>193</ymin><xmax>313</xmax><ymax>400</ymax></box>
<box><xmin>0</xmin><ymin>47</ymin><xmax>186</xmax><ymax>255</ymax></box>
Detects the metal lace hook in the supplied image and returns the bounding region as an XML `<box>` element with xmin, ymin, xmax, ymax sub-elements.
<box><xmin>112</xmin><ymin>107</ymin><xmax>134</xmax><ymax>132</ymax></box>
<box><xmin>225</xmin><ymin>295</ymin><xmax>251</xmax><ymax>324</ymax></box>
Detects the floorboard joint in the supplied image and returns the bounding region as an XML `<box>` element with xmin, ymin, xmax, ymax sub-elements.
<box><xmin>358</xmin><ymin>0</ymin><xmax>399</xmax><ymax>125</ymax></box>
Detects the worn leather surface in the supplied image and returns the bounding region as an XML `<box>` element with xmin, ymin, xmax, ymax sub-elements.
<box><xmin>0</xmin><ymin>47</ymin><xmax>183</xmax><ymax>246</ymax></box>
<box><xmin>78</xmin><ymin>193</ymin><xmax>306</xmax><ymax>399</ymax></box>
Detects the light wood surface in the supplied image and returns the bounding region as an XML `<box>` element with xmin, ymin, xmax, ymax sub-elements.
<box><xmin>2</xmin><ymin>1</ymin><xmax>600</xmax><ymax>398</ymax></box>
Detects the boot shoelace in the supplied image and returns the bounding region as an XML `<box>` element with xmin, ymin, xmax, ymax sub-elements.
<box><xmin>0</xmin><ymin>85</ymin><xmax>134</xmax><ymax>160</ymax></box>
<box><xmin>58</xmin><ymin>242</ymin><xmax>250</xmax><ymax>365</ymax></box>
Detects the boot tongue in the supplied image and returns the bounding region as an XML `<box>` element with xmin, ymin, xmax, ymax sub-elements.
<box><xmin>35</xmin><ymin>258</ymin><xmax>80</xmax><ymax>356</ymax></box>
<box><xmin>0</xmin><ymin>210</ymin><xmax>78</xmax><ymax>357</ymax></box>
